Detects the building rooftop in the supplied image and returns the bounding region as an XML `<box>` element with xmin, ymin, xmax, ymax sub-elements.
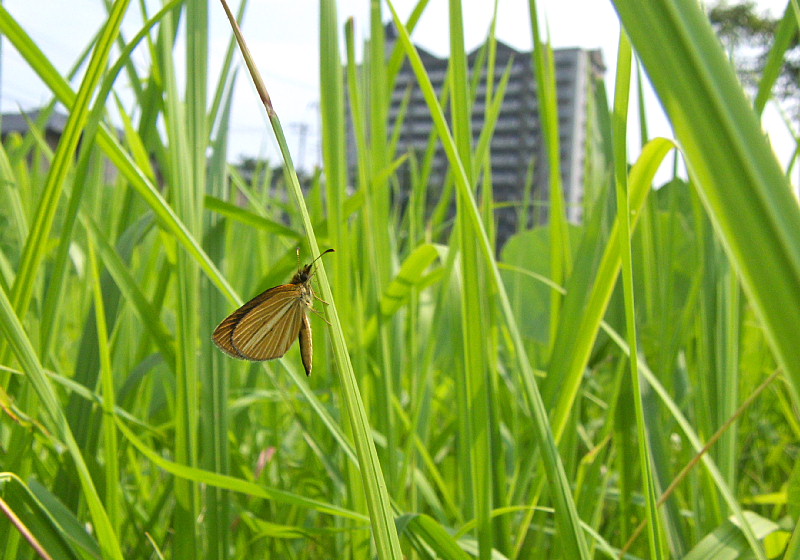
<box><xmin>1</xmin><ymin>109</ymin><xmax>69</xmax><ymax>136</ymax></box>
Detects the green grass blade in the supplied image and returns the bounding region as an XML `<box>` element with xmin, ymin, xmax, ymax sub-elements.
<box><xmin>0</xmin><ymin>2</ymin><xmax>237</xmax><ymax>305</ymax></box>
<box><xmin>320</xmin><ymin>0</ymin><xmax>347</xmax><ymax>264</ymax></box>
<box><xmin>385</xmin><ymin>4</ymin><xmax>591</xmax><ymax>556</ymax></box>
<box><xmin>547</xmin><ymin>137</ymin><xmax>674</xmax><ymax>442</ymax></box>
<box><xmin>159</xmin><ymin>5</ymin><xmax>201</xmax><ymax>555</ymax></box>
<box><xmin>447</xmin><ymin>2</ymin><xmax>494</xmax><ymax>558</ymax></box>
<box><xmin>5</xmin><ymin>0</ymin><xmax>129</xmax><ymax>329</ymax></box>
<box><xmin>217</xmin><ymin>1</ymin><xmax>404</xmax><ymax>555</ymax></box>
<box><xmin>0</xmin><ymin>284</ymin><xmax>124</xmax><ymax>559</ymax></box>
<box><xmin>205</xmin><ymin>195</ymin><xmax>302</xmax><ymax>239</ymax></box>
<box><xmin>85</xmin><ymin>231</ymin><xmax>122</xmax><ymax>535</ymax></box>
<box><xmin>528</xmin><ymin>0</ymin><xmax>571</xmax><ymax>347</ymax></box>
<box><xmin>612</xmin><ymin>31</ymin><xmax>664</xmax><ymax>559</ymax></box>
<box><xmin>611</xmin><ymin>0</ymin><xmax>800</xmax><ymax>406</ymax></box>
<box><xmin>115</xmin><ymin>417</ymin><xmax>368</xmax><ymax>522</ymax></box>
<box><xmin>0</xmin><ymin>474</ymin><xmax>86</xmax><ymax>560</ymax></box>
<box><xmin>753</xmin><ymin>1</ymin><xmax>798</xmax><ymax>116</ymax></box>
<box><xmin>397</xmin><ymin>513</ymin><xmax>471</xmax><ymax>559</ymax></box>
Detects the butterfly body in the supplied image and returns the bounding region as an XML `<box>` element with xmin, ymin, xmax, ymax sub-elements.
<box><xmin>212</xmin><ymin>250</ymin><xmax>333</xmax><ymax>375</ymax></box>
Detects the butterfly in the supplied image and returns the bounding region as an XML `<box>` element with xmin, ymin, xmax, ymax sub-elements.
<box><xmin>212</xmin><ymin>249</ymin><xmax>334</xmax><ymax>375</ymax></box>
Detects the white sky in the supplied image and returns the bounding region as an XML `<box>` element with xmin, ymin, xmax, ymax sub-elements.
<box><xmin>0</xmin><ymin>0</ymin><xmax>795</xmax><ymax>184</ymax></box>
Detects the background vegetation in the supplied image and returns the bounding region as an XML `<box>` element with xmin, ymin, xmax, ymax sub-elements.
<box><xmin>1</xmin><ymin>0</ymin><xmax>799</xmax><ymax>558</ymax></box>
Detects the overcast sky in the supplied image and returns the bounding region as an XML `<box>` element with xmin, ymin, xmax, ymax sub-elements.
<box><xmin>0</xmin><ymin>0</ymin><xmax>794</xmax><ymax>180</ymax></box>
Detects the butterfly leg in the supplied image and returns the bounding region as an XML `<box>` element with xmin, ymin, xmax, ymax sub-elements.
<box><xmin>309</xmin><ymin>306</ymin><xmax>332</xmax><ymax>326</ymax></box>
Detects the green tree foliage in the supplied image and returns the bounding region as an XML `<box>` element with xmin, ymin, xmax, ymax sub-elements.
<box><xmin>708</xmin><ymin>1</ymin><xmax>800</xmax><ymax>121</ymax></box>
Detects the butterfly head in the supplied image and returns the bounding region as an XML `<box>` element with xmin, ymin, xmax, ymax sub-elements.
<box><xmin>291</xmin><ymin>248</ymin><xmax>334</xmax><ymax>286</ymax></box>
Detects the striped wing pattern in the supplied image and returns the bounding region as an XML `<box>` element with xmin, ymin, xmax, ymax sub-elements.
<box><xmin>212</xmin><ymin>285</ymin><xmax>305</xmax><ymax>361</ymax></box>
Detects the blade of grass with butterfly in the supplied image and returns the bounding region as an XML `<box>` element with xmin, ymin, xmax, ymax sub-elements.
<box><xmin>217</xmin><ymin>0</ymin><xmax>403</xmax><ymax>556</ymax></box>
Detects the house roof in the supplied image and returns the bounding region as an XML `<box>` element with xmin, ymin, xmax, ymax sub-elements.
<box><xmin>1</xmin><ymin>109</ymin><xmax>69</xmax><ymax>136</ymax></box>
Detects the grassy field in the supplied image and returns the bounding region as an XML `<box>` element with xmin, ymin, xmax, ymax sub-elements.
<box><xmin>1</xmin><ymin>0</ymin><xmax>799</xmax><ymax>558</ymax></box>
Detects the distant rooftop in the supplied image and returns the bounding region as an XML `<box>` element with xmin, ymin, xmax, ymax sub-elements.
<box><xmin>0</xmin><ymin>109</ymin><xmax>69</xmax><ymax>136</ymax></box>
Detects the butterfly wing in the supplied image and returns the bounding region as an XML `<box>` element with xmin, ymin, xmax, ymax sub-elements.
<box><xmin>231</xmin><ymin>285</ymin><xmax>305</xmax><ymax>361</ymax></box>
<box><xmin>212</xmin><ymin>292</ymin><xmax>270</xmax><ymax>359</ymax></box>
<box><xmin>213</xmin><ymin>285</ymin><xmax>304</xmax><ymax>361</ymax></box>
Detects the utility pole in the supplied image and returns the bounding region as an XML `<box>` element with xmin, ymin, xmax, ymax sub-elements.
<box><xmin>289</xmin><ymin>122</ymin><xmax>309</xmax><ymax>171</ymax></box>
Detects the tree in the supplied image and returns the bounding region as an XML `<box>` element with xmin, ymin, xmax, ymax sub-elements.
<box><xmin>708</xmin><ymin>1</ymin><xmax>800</xmax><ymax>124</ymax></box>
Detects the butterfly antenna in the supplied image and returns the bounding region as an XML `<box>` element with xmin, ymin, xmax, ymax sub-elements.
<box><xmin>310</xmin><ymin>248</ymin><xmax>335</xmax><ymax>268</ymax></box>
<box><xmin>308</xmin><ymin>248</ymin><xmax>335</xmax><ymax>279</ymax></box>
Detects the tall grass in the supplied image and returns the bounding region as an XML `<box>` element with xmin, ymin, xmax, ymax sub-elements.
<box><xmin>0</xmin><ymin>0</ymin><xmax>798</xmax><ymax>559</ymax></box>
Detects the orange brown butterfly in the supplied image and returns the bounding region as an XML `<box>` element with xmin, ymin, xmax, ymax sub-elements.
<box><xmin>212</xmin><ymin>249</ymin><xmax>334</xmax><ymax>375</ymax></box>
